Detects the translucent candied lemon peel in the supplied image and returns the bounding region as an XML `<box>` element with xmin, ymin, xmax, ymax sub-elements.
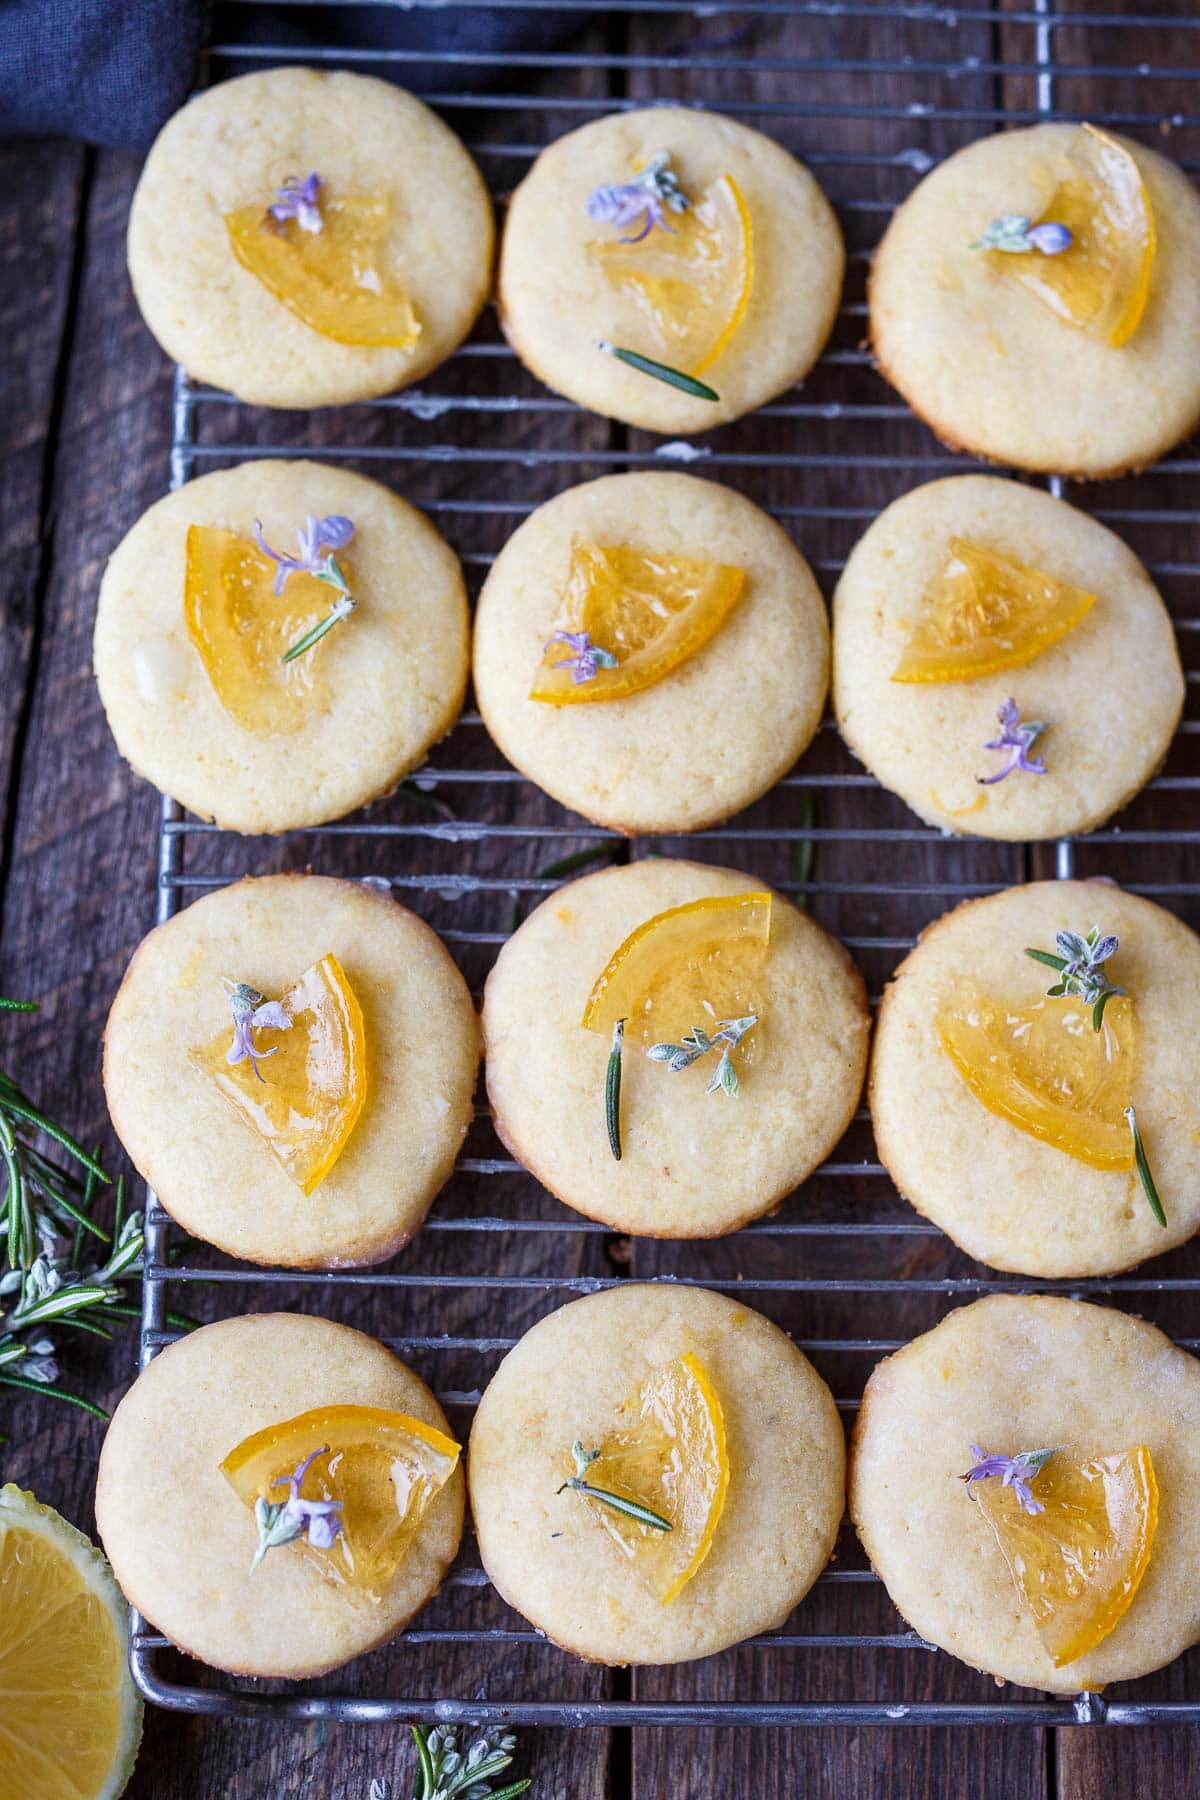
<box><xmin>221</xmin><ymin>1404</ymin><xmax>460</xmax><ymax>1597</ymax></box>
<box><xmin>558</xmin><ymin>1351</ymin><xmax>729</xmax><ymax>1603</ymax></box>
<box><xmin>980</xmin><ymin>126</ymin><xmax>1156</xmax><ymax>348</ymax></box>
<box><xmin>194</xmin><ymin>952</ymin><xmax>367</xmax><ymax>1194</ymax></box>
<box><xmin>590</xmin><ymin>172</ymin><xmax>754</xmax><ymax>376</ymax></box>
<box><xmin>891</xmin><ymin>537</ymin><xmax>1097</xmax><ymax>683</ymax></box>
<box><xmin>226</xmin><ymin>178</ymin><xmax>421</xmax><ymax>349</ymax></box>
<box><xmin>530</xmin><ymin>541</ymin><xmax>746</xmax><ymax>704</ymax></box>
<box><xmin>964</xmin><ymin>1443</ymin><xmax>1158</xmax><ymax>1666</ymax></box>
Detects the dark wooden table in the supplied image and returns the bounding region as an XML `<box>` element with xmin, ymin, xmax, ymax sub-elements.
<box><xmin>4</xmin><ymin>4</ymin><xmax>1200</xmax><ymax>1794</ymax></box>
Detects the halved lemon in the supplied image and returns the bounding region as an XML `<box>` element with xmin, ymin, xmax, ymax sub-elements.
<box><xmin>226</xmin><ymin>189</ymin><xmax>420</xmax><ymax>348</ymax></box>
<box><xmin>184</xmin><ymin>525</ymin><xmax>350</xmax><ymax>733</ymax></box>
<box><xmin>936</xmin><ymin>986</ymin><xmax>1134</xmax><ymax>1170</ymax></box>
<box><xmin>891</xmin><ymin>537</ymin><xmax>1097</xmax><ymax>683</ymax></box>
<box><xmin>590</xmin><ymin>173</ymin><xmax>754</xmax><ymax>375</ymax></box>
<box><xmin>997</xmin><ymin>125</ymin><xmax>1156</xmax><ymax>348</ymax></box>
<box><xmin>582</xmin><ymin>892</ymin><xmax>772</xmax><ymax>1067</ymax></box>
<box><xmin>0</xmin><ymin>1484</ymin><xmax>143</xmax><ymax>1800</ymax></box>
<box><xmin>572</xmin><ymin>1351</ymin><xmax>729</xmax><ymax>1604</ymax></box>
<box><xmin>193</xmin><ymin>952</ymin><xmax>368</xmax><ymax>1194</ymax></box>
<box><xmin>529</xmin><ymin>542</ymin><xmax>746</xmax><ymax>704</ymax></box>
<box><xmin>972</xmin><ymin>1446</ymin><xmax>1158</xmax><ymax>1666</ymax></box>
<box><xmin>221</xmin><ymin>1404</ymin><xmax>460</xmax><ymax>1598</ymax></box>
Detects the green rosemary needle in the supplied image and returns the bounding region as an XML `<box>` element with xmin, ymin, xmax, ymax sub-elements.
<box><xmin>558</xmin><ymin>1441</ymin><xmax>672</xmax><ymax>1532</ymax></box>
<box><xmin>792</xmin><ymin>792</ymin><xmax>816</xmax><ymax>912</ymax></box>
<box><xmin>1024</xmin><ymin>929</ymin><xmax>1125</xmax><ymax>1033</ymax></box>
<box><xmin>1125</xmin><ymin>1106</ymin><xmax>1166</xmax><ymax>1228</ymax></box>
<box><xmin>407</xmin><ymin>1723</ymin><xmax>531</xmax><ymax>1800</ymax></box>
<box><xmin>281</xmin><ymin>582</ymin><xmax>356</xmax><ymax>663</ymax></box>
<box><xmin>596</xmin><ymin>340</ymin><xmax>719</xmax><ymax>402</ymax></box>
<box><xmin>0</xmin><ymin>1002</ymin><xmax>110</xmax><ymax>1271</ymax></box>
<box><xmin>606</xmin><ymin>1018</ymin><xmax>625</xmax><ymax>1162</ymax></box>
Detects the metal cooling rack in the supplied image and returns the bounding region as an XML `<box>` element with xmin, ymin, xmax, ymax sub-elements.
<box><xmin>130</xmin><ymin>0</ymin><xmax>1200</xmax><ymax>1730</ymax></box>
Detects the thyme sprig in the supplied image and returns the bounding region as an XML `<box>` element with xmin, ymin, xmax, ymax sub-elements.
<box><xmin>648</xmin><ymin>1014</ymin><xmax>757</xmax><ymax>1097</ymax></box>
<box><xmin>0</xmin><ymin>1000</ymin><xmax>110</xmax><ymax>1271</ymax></box>
<box><xmin>406</xmin><ymin>1724</ymin><xmax>531</xmax><ymax>1800</ymax></box>
<box><xmin>1025</xmin><ymin>928</ymin><xmax>1125</xmax><ymax>1031</ymax></box>
<box><xmin>558</xmin><ymin>1440</ymin><xmax>672</xmax><ymax>1532</ymax></box>
<box><xmin>1125</xmin><ymin>1106</ymin><xmax>1167</xmax><ymax>1229</ymax></box>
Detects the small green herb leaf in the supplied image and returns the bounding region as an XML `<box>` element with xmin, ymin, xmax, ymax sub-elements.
<box><xmin>605</xmin><ymin>1019</ymin><xmax>625</xmax><ymax>1162</ymax></box>
<box><xmin>597</xmin><ymin>340</ymin><xmax>719</xmax><ymax>402</ymax></box>
<box><xmin>1124</xmin><ymin>1105</ymin><xmax>1166</xmax><ymax>1228</ymax></box>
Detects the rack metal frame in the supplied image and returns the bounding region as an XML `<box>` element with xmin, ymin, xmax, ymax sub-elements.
<box><xmin>130</xmin><ymin>0</ymin><xmax>1200</xmax><ymax>1728</ymax></box>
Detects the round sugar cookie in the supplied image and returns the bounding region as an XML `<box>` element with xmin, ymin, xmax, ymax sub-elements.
<box><xmin>850</xmin><ymin>1295</ymin><xmax>1200</xmax><ymax>1692</ymax></box>
<box><xmin>871</xmin><ymin>880</ymin><xmax>1200</xmax><ymax>1277</ymax></box>
<box><xmin>482</xmin><ymin>858</ymin><xmax>868</xmax><ymax>1236</ymax></box>
<box><xmin>128</xmin><ymin>68</ymin><xmax>494</xmax><ymax>407</ymax></box>
<box><xmin>104</xmin><ymin>874</ymin><xmax>479</xmax><ymax>1268</ymax></box>
<box><xmin>473</xmin><ymin>472</ymin><xmax>830</xmax><ymax>834</ymax></box>
<box><xmin>832</xmin><ymin>476</ymin><xmax>1182</xmax><ymax>840</ymax></box>
<box><xmin>96</xmin><ymin>1313</ymin><xmax>464</xmax><ymax>1678</ymax></box>
<box><xmin>469</xmin><ymin>1284</ymin><xmax>845</xmax><ymax>1664</ymax></box>
<box><xmin>869</xmin><ymin>125</ymin><xmax>1200</xmax><ymax>477</ymax></box>
<box><xmin>94</xmin><ymin>459</ymin><xmax>469</xmax><ymax>834</ymax></box>
<box><xmin>498</xmin><ymin>106</ymin><xmax>843</xmax><ymax>434</ymax></box>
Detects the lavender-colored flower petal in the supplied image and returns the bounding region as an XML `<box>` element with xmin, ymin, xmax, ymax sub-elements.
<box><xmin>268</xmin><ymin>172</ymin><xmax>324</xmax><ymax>234</ymax></box>
<box><xmin>318</xmin><ymin>514</ymin><xmax>355</xmax><ymax>551</ymax></box>
<box><xmin>1026</xmin><ymin>221</ymin><xmax>1073</xmax><ymax>256</ymax></box>
<box><xmin>303</xmin><ymin>1508</ymin><xmax>344</xmax><ymax>1548</ymax></box>
<box><xmin>251</xmin><ymin>1000</ymin><xmax>290</xmax><ymax>1033</ymax></box>
<box><xmin>977</xmin><ymin>700</ymin><xmax>1049</xmax><ymax>785</ymax></box>
<box><xmin>962</xmin><ymin>1444</ymin><xmax>1055</xmax><ymax>1515</ymax></box>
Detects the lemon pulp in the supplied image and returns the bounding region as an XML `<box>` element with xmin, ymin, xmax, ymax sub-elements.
<box><xmin>221</xmin><ymin>1405</ymin><xmax>460</xmax><ymax>1599</ymax></box>
<box><xmin>972</xmin><ymin>1446</ymin><xmax>1158</xmax><ymax>1666</ymax></box>
<box><xmin>575</xmin><ymin>1352</ymin><xmax>729</xmax><ymax>1604</ymax></box>
<box><xmin>590</xmin><ymin>173</ymin><xmax>754</xmax><ymax>374</ymax></box>
<box><xmin>194</xmin><ymin>952</ymin><xmax>367</xmax><ymax>1193</ymax></box>
<box><xmin>996</xmin><ymin>126</ymin><xmax>1156</xmax><ymax>348</ymax></box>
<box><xmin>530</xmin><ymin>542</ymin><xmax>746</xmax><ymax>704</ymax></box>
<box><xmin>0</xmin><ymin>1484</ymin><xmax>143</xmax><ymax>1800</ymax></box>
<box><xmin>936</xmin><ymin>987</ymin><xmax>1134</xmax><ymax>1169</ymax></box>
<box><xmin>892</xmin><ymin>537</ymin><xmax>1097</xmax><ymax>683</ymax></box>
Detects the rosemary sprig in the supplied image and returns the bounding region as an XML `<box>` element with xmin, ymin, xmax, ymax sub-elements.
<box><xmin>1025</xmin><ymin>928</ymin><xmax>1125</xmax><ymax>1031</ymax></box>
<box><xmin>1125</xmin><ymin>1106</ymin><xmax>1166</xmax><ymax>1228</ymax></box>
<box><xmin>605</xmin><ymin>1019</ymin><xmax>625</xmax><ymax>1162</ymax></box>
<box><xmin>648</xmin><ymin>1014</ymin><xmax>757</xmax><ymax>1097</ymax></box>
<box><xmin>406</xmin><ymin>1724</ymin><xmax>532</xmax><ymax>1800</ymax></box>
<box><xmin>558</xmin><ymin>1441</ymin><xmax>672</xmax><ymax>1532</ymax></box>
<box><xmin>0</xmin><ymin>1000</ymin><xmax>110</xmax><ymax>1271</ymax></box>
<box><xmin>596</xmin><ymin>340</ymin><xmax>720</xmax><ymax>402</ymax></box>
<box><xmin>281</xmin><ymin>559</ymin><xmax>356</xmax><ymax>663</ymax></box>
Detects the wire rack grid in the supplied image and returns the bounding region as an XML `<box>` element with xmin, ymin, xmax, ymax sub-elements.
<box><xmin>129</xmin><ymin>0</ymin><xmax>1200</xmax><ymax>1731</ymax></box>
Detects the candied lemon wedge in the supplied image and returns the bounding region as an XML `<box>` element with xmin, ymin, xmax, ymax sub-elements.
<box><xmin>997</xmin><ymin>126</ymin><xmax>1156</xmax><ymax>348</ymax></box>
<box><xmin>194</xmin><ymin>953</ymin><xmax>367</xmax><ymax>1193</ymax></box>
<box><xmin>892</xmin><ymin>537</ymin><xmax>1097</xmax><ymax>683</ymax></box>
<box><xmin>569</xmin><ymin>1352</ymin><xmax>729</xmax><ymax>1603</ymax></box>
<box><xmin>590</xmin><ymin>173</ymin><xmax>754</xmax><ymax>375</ymax></box>
<box><xmin>221</xmin><ymin>1405</ymin><xmax>460</xmax><ymax>1598</ymax></box>
<box><xmin>936</xmin><ymin>986</ymin><xmax>1134</xmax><ymax>1169</ymax></box>
<box><xmin>225</xmin><ymin>190</ymin><xmax>420</xmax><ymax>348</ymax></box>
<box><xmin>530</xmin><ymin>541</ymin><xmax>746</xmax><ymax>704</ymax></box>
<box><xmin>582</xmin><ymin>892</ymin><xmax>771</xmax><ymax>1069</ymax></box>
<box><xmin>972</xmin><ymin>1446</ymin><xmax>1158</xmax><ymax>1666</ymax></box>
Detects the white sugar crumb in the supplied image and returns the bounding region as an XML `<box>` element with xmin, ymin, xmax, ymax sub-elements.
<box><xmin>654</xmin><ymin>440</ymin><xmax>711</xmax><ymax>462</ymax></box>
<box><xmin>431</xmin><ymin>1094</ymin><xmax>451</xmax><ymax>1118</ymax></box>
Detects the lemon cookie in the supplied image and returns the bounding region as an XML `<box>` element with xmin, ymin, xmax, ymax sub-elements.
<box><xmin>94</xmin><ymin>459</ymin><xmax>469</xmax><ymax>834</ymax></box>
<box><xmin>104</xmin><ymin>874</ymin><xmax>479</xmax><ymax>1268</ymax></box>
<box><xmin>498</xmin><ymin>106</ymin><xmax>843</xmax><ymax>434</ymax></box>
<box><xmin>851</xmin><ymin>1295</ymin><xmax>1200</xmax><ymax>1692</ymax></box>
<box><xmin>832</xmin><ymin>476</ymin><xmax>1182</xmax><ymax>840</ymax></box>
<box><xmin>473</xmin><ymin>472</ymin><xmax>830</xmax><ymax>834</ymax></box>
<box><xmin>870</xmin><ymin>124</ymin><xmax>1200</xmax><ymax>477</ymax></box>
<box><xmin>128</xmin><ymin>68</ymin><xmax>493</xmax><ymax>407</ymax></box>
<box><xmin>470</xmin><ymin>1283</ymin><xmax>844</xmax><ymax>1664</ymax></box>
<box><xmin>96</xmin><ymin>1313</ymin><xmax>464</xmax><ymax>1679</ymax></box>
<box><xmin>483</xmin><ymin>858</ymin><xmax>868</xmax><ymax>1236</ymax></box>
<box><xmin>871</xmin><ymin>879</ymin><xmax>1200</xmax><ymax>1277</ymax></box>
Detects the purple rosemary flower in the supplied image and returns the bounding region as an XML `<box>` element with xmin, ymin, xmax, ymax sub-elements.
<box><xmin>268</xmin><ymin>172</ymin><xmax>324</xmax><ymax>234</ymax></box>
<box><xmin>586</xmin><ymin>149</ymin><xmax>690</xmax><ymax>244</ymax></box>
<box><xmin>545</xmin><ymin>629</ymin><xmax>619</xmax><ymax>685</ymax></box>
<box><xmin>221</xmin><ymin>979</ymin><xmax>289</xmax><ymax>1082</ymax></box>
<box><xmin>972</xmin><ymin>213</ymin><xmax>1073</xmax><ymax>256</ymax></box>
<box><xmin>977</xmin><ymin>699</ymin><xmax>1048</xmax><ymax>785</ymax></box>
<box><xmin>249</xmin><ymin>1444</ymin><xmax>344</xmax><ymax>1572</ymax></box>
<box><xmin>254</xmin><ymin>514</ymin><xmax>355</xmax><ymax>597</ymax></box>
<box><xmin>962</xmin><ymin>1444</ymin><xmax>1057</xmax><ymax>1515</ymax></box>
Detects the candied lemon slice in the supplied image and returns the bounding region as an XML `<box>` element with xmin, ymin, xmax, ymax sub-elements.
<box><xmin>892</xmin><ymin>537</ymin><xmax>1097</xmax><ymax>683</ymax></box>
<box><xmin>972</xmin><ymin>1446</ymin><xmax>1158</xmax><ymax>1666</ymax></box>
<box><xmin>574</xmin><ymin>1352</ymin><xmax>729</xmax><ymax>1604</ymax></box>
<box><xmin>582</xmin><ymin>892</ymin><xmax>772</xmax><ymax>1073</ymax></box>
<box><xmin>937</xmin><ymin>986</ymin><xmax>1134</xmax><ymax>1170</ymax></box>
<box><xmin>0</xmin><ymin>1484</ymin><xmax>143</xmax><ymax>1800</ymax></box>
<box><xmin>530</xmin><ymin>541</ymin><xmax>746</xmax><ymax>704</ymax></box>
<box><xmin>221</xmin><ymin>1405</ymin><xmax>460</xmax><ymax>1599</ymax></box>
<box><xmin>184</xmin><ymin>524</ymin><xmax>350</xmax><ymax>734</ymax></box>
<box><xmin>590</xmin><ymin>173</ymin><xmax>754</xmax><ymax>375</ymax></box>
<box><xmin>997</xmin><ymin>126</ymin><xmax>1156</xmax><ymax>349</ymax></box>
<box><xmin>225</xmin><ymin>190</ymin><xmax>421</xmax><ymax>348</ymax></box>
<box><xmin>194</xmin><ymin>952</ymin><xmax>367</xmax><ymax>1194</ymax></box>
